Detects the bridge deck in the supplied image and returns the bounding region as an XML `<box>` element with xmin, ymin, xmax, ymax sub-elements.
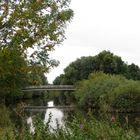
<box><xmin>22</xmin><ymin>85</ymin><xmax>75</xmax><ymax>92</ymax></box>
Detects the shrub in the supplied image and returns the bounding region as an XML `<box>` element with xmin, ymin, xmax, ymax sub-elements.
<box><xmin>112</xmin><ymin>81</ymin><xmax>140</xmax><ymax>111</ymax></box>
<box><xmin>75</xmin><ymin>72</ymin><xmax>140</xmax><ymax>112</ymax></box>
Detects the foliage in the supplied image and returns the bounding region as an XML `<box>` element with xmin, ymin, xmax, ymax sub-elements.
<box><xmin>53</xmin><ymin>51</ymin><xmax>140</xmax><ymax>86</ymax></box>
<box><xmin>0</xmin><ymin>49</ymin><xmax>28</xmax><ymax>100</ymax></box>
<box><xmin>75</xmin><ymin>72</ymin><xmax>140</xmax><ymax>112</ymax></box>
<box><xmin>112</xmin><ymin>81</ymin><xmax>140</xmax><ymax>111</ymax></box>
<box><xmin>127</xmin><ymin>63</ymin><xmax>140</xmax><ymax>80</ymax></box>
<box><xmin>0</xmin><ymin>0</ymin><xmax>73</xmax><ymax>99</ymax></box>
<box><xmin>0</xmin><ymin>104</ymin><xmax>15</xmax><ymax>139</ymax></box>
<box><xmin>53</xmin><ymin>51</ymin><xmax>140</xmax><ymax>111</ymax></box>
<box><xmin>52</xmin><ymin>51</ymin><xmax>140</xmax><ymax>108</ymax></box>
<box><xmin>1</xmin><ymin>115</ymin><xmax>137</xmax><ymax>140</ymax></box>
<box><xmin>0</xmin><ymin>104</ymin><xmax>13</xmax><ymax>127</ymax></box>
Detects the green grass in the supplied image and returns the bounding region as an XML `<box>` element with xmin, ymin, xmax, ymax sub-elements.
<box><xmin>1</xmin><ymin>115</ymin><xmax>137</xmax><ymax>140</ymax></box>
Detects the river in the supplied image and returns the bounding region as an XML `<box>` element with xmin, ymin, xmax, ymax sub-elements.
<box><xmin>26</xmin><ymin>100</ymin><xmax>70</xmax><ymax>133</ymax></box>
<box><xmin>15</xmin><ymin>98</ymin><xmax>140</xmax><ymax>134</ymax></box>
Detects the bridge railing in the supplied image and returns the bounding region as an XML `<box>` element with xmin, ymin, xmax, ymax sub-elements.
<box><xmin>22</xmin><ymin>85</ymin><xmax>75</xmax><ymax>92</ymax></box>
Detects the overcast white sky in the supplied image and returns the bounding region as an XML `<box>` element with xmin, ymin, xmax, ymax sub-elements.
<box><xmin>47</xmin><ymin>0</ymin><xmax>140</xmax><ymax>83</ymax></box>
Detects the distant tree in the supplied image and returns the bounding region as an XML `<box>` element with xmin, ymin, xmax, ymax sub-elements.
<box><xmin>127</xmin><ymin>63</ymin><xmax>140</xmax><ymax>80</ymax></box>
<box><xmin>0</xmin><ymin>0</ymin><xmax>73</xmax><ymax>100</ymax></box>
<box><xmin>95</xmin><ymin>51</ymin><xmax>127</xmax><ymax>74</ymax></box>
<box><xmin>53</xmin><ymin>74</ymin><xmax>65</xmax><ymax>85</ymax></box>
<box><xmin>53</xmin><ymin>51</ymin><xmax>129</xmax><ymax>85</ymax></box>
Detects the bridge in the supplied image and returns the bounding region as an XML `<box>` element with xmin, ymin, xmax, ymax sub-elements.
<box><xmin>22</xmin><ymin>85</ymin><xmax>75</xmax><ymax>92</ymax></box>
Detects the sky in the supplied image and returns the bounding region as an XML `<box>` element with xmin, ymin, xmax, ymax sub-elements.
<box><xmin>47</xmin><ymin>0</ymin><xmax>140</xmax><ymax>83</ymax></box>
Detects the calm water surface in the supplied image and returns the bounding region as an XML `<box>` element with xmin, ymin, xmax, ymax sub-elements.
<box><xmin>27</xmin><ymin>101</ymin><xmax>66</xmax><ymax>132</ymax></box>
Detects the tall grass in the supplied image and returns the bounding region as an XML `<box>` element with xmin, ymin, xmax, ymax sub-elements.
<box><xmin>1</xmin><ymin>114</ymin><xmax>137</xmax><ymax>140</ymax></box>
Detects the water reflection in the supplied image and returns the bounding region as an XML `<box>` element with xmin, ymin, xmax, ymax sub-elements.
<box><xmin>27</xmin><ymin>101</ymin><xmax>65</xmax><ymax>132</ymax></box>
<box><xmin>44</xmin><ymin>101</ymin><xmax>64</xmax><ymax>131</ymax></box>
<box><xmin>27</xmin><ymin>117</ymin><xmax>35</xmax><ymax>133</ymax></box>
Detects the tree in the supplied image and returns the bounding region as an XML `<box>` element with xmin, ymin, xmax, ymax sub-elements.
<box><xmin>0</xmin><ymin>0</ymin><xmax>73</xmax><ymax>99</ymax></box>
<box><xmin>53</xmin><ymin>51</ymin><xmax>128</xmax><ymax>85</ymax></box>
<box><xmin>95</xmin><ymin>50</ymin><xmax>127</xmax><ymax>74</ymax></box>
<box><xmin>127</xmin><ymin>63</ymin><xmax>140</xmax><ymax>80</ymax></box>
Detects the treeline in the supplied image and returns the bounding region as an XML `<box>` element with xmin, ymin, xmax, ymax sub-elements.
<box><xmin>53</xmin><ymin>51</ymin><xmax>140</xmax><ymax>111</ymax></box>
<box><xmin>54</xmin><ymin>51</ymin><xmax>140</xmax><ymax>85</ymax></box>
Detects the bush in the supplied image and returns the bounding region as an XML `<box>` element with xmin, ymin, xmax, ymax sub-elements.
<box><xmin>75</xmin><ymin>72</ymin><xmax>140</xmax><ymax>112</ymax></box>
<box><xmin>112</xmin><ymin>81</ymin><xmax>140</xmax><ymax>111</ymax></box>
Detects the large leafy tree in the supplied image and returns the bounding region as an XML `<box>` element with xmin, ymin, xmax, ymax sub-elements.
<box><xmin>53</xmin><ymin>51</ymin><xmax>140</xmax><ymax>85</ymax></box>
<box><xmin>0</xmin><ymin>0</ymin><xmax>73</xmax><ymax>99</ymax></box>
